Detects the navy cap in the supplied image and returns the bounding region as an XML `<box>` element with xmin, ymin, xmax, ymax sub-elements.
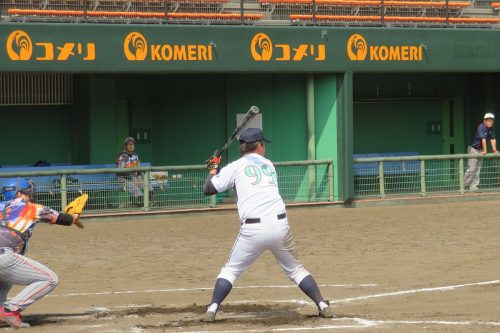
<box><xmin>239</xmin><ymin>128</ymin><xmax>271</xmax><ymax>144</ymax></box>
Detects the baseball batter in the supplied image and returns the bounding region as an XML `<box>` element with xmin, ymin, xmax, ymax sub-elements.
<box><xmin>202</xmin><ymin>127</ymin><xmax>334</xmax><ymax>322</ymax></box>
<box><xmin>0</xmin><ymin>178</ymin><xmax>83</xmax><ymax>328</ymax></box>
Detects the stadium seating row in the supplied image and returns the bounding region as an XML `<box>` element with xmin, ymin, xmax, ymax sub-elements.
<box><xmin>8</xmin><ymin>8</ymin><xmax>263</xmax><ymax>20</ymax></box>
<box><xmin>7</xmin><ymin>0</ymin><xmax>500</xmax><ymax>24</ymax></box>
<box><xmin>290</xmin><ymin>14</ymin><xmax>500</xmax><ymax>23</ymax></box>
<box><xmin>260</xmin><ymin>0</ymin><xmax>470</xmax><ymax>9</ymax></box>
<box><xmin>11</xmin><ymin>8</ymin><xmax>500</xmax><ymax>24</ymax></box>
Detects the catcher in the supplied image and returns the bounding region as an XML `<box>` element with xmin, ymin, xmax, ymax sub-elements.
<box><xmin>0</xmin><ymin>178</ymin><xmax>87</xmax><ymax>328</ymax></box>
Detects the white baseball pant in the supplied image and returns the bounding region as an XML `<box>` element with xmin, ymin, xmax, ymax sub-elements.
<box><xmin>217</xmin><ymin>214</ymin><xmax>310</xmax><ymax>285</ymax></box>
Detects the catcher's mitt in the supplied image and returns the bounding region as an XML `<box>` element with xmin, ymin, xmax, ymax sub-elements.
<box><xmin>64</xmin><ymin>193</ymin><xmax>88</xmax><ymax>229</ymax></box>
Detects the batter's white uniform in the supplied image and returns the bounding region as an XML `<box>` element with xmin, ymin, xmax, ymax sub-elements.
<box><xmin>210</xmin><ymin>153</ymin><xmax>310</xmax><ymax>285</ymax></box>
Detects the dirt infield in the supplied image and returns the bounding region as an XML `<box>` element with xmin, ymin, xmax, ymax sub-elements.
<box><xmin>9</xmin><ymin>199</ymin><xmax>500</xmax><ymax>332</ymax></box>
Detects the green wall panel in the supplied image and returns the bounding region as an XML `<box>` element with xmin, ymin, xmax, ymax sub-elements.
<box><xmin>151</xmin><ymin>75</ymin><xmax>227</xmax><ymax>166</ymax></box>
<box><xmin>271</xmin><ymin>75</ymin><xmax>308</xmax><ymax>162</ymax></box>
<box><xmin>314</xmin><ymin>74</ymin><xmax>338</xmax><ymax>200</ymax></box>
<box><xmin>353</xmin><ymin>101</ymin><xmax>443</xmax><ymax>155</ymax></box>
<box><xmin>354</xmin><ymin>73</ymin><xmax>470</xmax><ymax>100</ymax></box>
<box><xmin>3</xmin><ymin>24</ymin><xmax>500</xmax><ymax>72</ymax></box>
<box><xmin>89</xmin><ymin>78</ymin><xmax>117</xmax><ymax>164</ymax></box>
<box><xmin>225</xmin><ymin>74</ymin><xmax>274</xmax><ymax>161</ymax></box>
<box><xmin>72</xmin><ymin>76</ymin><xmax>90</xmax><ymax>165</ymax></box>
<box><xmin>116</xmin><ymin>76</ymin><xmax>153</xmax><ymax>163</ymax></box>
<box><xmin>0</xmin><ymin>105</ymin><xmax>72</xmax><ymax>165</ymax></box>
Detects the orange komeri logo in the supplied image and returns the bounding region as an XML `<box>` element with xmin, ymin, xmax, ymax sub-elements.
<box><xmin>347</xmin><ymin>34</ymin><xmax>367</xmax><ymax>61</ymax></box>
<box><xmin>250</xmin><ymin>33</ymin><xmax>273</xmax><ymax>61</ymax></box>
<box><xmin>124</xmin><ymin>32</ymin><xmax>148</xmax><ymax>61</ymax></box>
<box><xmin>6</xmin><ymin>30</ymin><xmax>33</xmax><ymax>61</ymax></box>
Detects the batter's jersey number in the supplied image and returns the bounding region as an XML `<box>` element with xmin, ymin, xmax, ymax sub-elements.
<box><xmin>244</xmin><ymin>164</ymin><xmax>277</xmax><ymax>185</ymax></box>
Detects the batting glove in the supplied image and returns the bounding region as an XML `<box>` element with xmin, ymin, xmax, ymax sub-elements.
<box><xmin>206</xmin><ymin>156</ymin><xmax>222</xmax><ymax>171</ymax></box>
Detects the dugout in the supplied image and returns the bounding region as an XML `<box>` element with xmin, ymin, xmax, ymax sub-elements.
<box><xmin>353</xmin><ymin>73</ymin><xmax>500</xmax><ymax>156</ymax></box>
<box><xmin>1</xmin><ymin>24</ymin><xmax>500</xmax><ymax>202</ymax></box>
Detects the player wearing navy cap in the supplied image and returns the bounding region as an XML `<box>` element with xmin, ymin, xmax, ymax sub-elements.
<box><xmin>202</xmin><ymin>127</ymin><xmax>334</xmax><ymax>322</ymax></box>
<box><xmin>464</xmin><ymin>113</ymin><xmax>497</xmax><ymax>191</ymax></box>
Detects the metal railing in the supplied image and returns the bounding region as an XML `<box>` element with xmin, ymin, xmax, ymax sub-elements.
<box><xmin>2</xmin><ymin>0</ymin><xmax>499</xmax><ymax>27</ymax></box>
<box><xmin>0</xmin><ymin>159</ymin><xmax>333</xmax><ymax>214</ymax></box>
<box><xmin>354</xmin><ymin>153</ymin><xmax>500</xmax><ymax>199</ymax></box>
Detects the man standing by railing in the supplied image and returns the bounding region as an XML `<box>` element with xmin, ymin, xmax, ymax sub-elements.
<box><xmin>464</xmin><ymin>113</ymin><xmax>497</xmax><ymax>191</ymax></box>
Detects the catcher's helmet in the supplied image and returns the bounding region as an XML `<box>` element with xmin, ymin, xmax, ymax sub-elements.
<box><xmin>2</xmin><ymin>178</ymin><xmax>35</xmax><ymax>201</ymax></box>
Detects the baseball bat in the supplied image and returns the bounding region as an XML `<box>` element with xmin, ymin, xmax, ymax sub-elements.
<box><xmin>212</xmin><ymin>106</ymin><xmax>260</xmax><ymax>157</ymax></box>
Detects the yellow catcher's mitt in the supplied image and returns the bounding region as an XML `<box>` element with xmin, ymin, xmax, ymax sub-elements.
<box><xmin>64</xmin><ymin>193</ymin><xmax>88</xmax><ymax>229</ymax></box>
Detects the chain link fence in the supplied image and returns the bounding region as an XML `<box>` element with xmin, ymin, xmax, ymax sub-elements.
<box><xmin>0</xmin><ymin>160</ymin><xmax>333</xmax><ymax>214</ymax></box>
<box><xmin>354</xmin><ymin>153</ymin><xmax>500</xmax><ymax>199</ymax></box>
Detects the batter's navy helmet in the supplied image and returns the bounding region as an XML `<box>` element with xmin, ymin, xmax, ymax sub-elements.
<box><xmin>2</xmin><ymin>178</ymin><xmax>34</xmax><ymax>201</ymax></box>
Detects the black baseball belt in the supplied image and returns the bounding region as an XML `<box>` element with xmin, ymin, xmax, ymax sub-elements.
<box><xmin>244</xmin><ymin>213</ymin><xmax>287</xmax><ymax>224</ymax></box>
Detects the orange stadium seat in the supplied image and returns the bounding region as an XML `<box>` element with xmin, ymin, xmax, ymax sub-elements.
<box><xmin>261</xmin><ymin>0</ymin><xmax>470</xmax><ymax>8</ymax></box>
<box><xmin>8</xmin><ymin>8</ymin><xmax>263</xmax><ymax>20</ymax></box>
<box><xmin>264</xmin><ymin>0</ymin><xmax>471</xmax><ymax>20</ymax></box>
<box><xmin>385</xmin><ymin>16</ymin><xmax>500</xmax><ymax>23</ymax></box>
<box><xmin>290</xmin><ymin>13</ymin><xmax>381</xmax><ymax>21</ymax></box>
<box><xmin>290</xmin><ymin>13</ymin><xmax>500</xmax><ymax>23</ymax></box>
<box><xmin>171</xmin><ymin>0</ymin><xmax>229</xmax><ymax>2</ymax></box>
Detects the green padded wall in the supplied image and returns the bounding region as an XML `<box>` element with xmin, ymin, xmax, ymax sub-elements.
<box><xmin>0</xmin><ymin>105</ymin><xmax>72</xmax><ymax>165</ymax></box>
<box><xmin>151</xmin><ymin>75</ymin><xmax>227</xmax><ymax>166</ymax></box>
<box><xmin>353</xmin><ymin>101</ymin><xmax>444</xmax><ymax>155</ymax></box>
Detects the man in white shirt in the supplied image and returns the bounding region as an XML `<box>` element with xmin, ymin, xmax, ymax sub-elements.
<box><xmin>202</xmin><ymin>127</ymin><xmax>334</xmax><ymax>322</ymax></box>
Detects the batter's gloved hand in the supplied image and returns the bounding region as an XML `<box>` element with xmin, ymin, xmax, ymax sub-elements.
<box><xmin>205</xmin><ymin>156</ymin><xmax>222</xmax><ymax>171</ymax></box>
<box><xmin>64</xmin><ymin>193</ymin><xmax>88</xmax><ymax>229</ymax></box>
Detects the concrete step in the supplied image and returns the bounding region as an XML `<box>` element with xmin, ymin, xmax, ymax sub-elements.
<box><xmin>463</xmin><ymin>7</ymin><xmax>495</xmax><ymax>14</ymax></box>
<box><xmin>223</xmin><ymin>2</ymin><xmax>261</xmax><ymax>10</ymax></box>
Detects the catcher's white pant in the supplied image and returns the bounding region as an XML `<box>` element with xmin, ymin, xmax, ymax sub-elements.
<box><xmin>0</xmin><ymin>248</ymin><xmax>58</xmax><ymax>311</ymax></box>
<box><xmin>217</xmin><ymin>214</ymin><xmax>310</xmax><ymax>285</ymax></box>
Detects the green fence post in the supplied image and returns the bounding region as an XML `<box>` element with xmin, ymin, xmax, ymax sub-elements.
<box><xmin>328</xmin><ymin>162</ymin><xmax>334</xmax><ymax>202</ymax></box>
<box><xmin>144</xmin><ymin>170</ymin><xmax>150</xmax><ymax>211</ymax></box>
<box><xmin>420</xmin><ymin>160</ymin><xmax>426</xmax><ymax>197</ymax></box>
<box><xmin>60</xmin><ymin>174</ymin><xmax>67</xmax><ymax>209</ymax></box>
<box><xmin>210</xmin><ymin>195</ymin><xmax>217</xmax><ymax>208</ymax></box>
<box><xmin>459</xmin><ymin>158</ymin><xmax>465</xmax><ymax>194</ymax></box>
<box><xmin>378</xmin><ymin>162</ymin><xmax>386</xmax><ymax>199</ymax></box>
<box><xmin>308</xmin><ymin>165</ymin><xmax>317</xmax><ymax>202</ymax></box>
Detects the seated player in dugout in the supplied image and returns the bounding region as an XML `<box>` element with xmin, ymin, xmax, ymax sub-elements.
<box><xmin>116</xmin><ymin>136</ymin><xmax>150</xmax><ymax>206</ymax></box>
<box><xmin>0</xmin><ymin>178</ymin><xmax>84</xmax><ymax>328</ymax></box>
<box><xmin>202</xmin><ymin>127</ymin><xmax>335</xmax><ymax>322</ymax></box>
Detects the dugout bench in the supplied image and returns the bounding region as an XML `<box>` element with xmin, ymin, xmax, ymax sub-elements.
<box><xmin>353</xmin><ymin>152</ymin><xmax>421</xmax><ymax>197</ymax></box>
<box><xmin>0</xmin><ymin>162</ymin><xmax>169</xmax><ymax>211</ymax></box>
